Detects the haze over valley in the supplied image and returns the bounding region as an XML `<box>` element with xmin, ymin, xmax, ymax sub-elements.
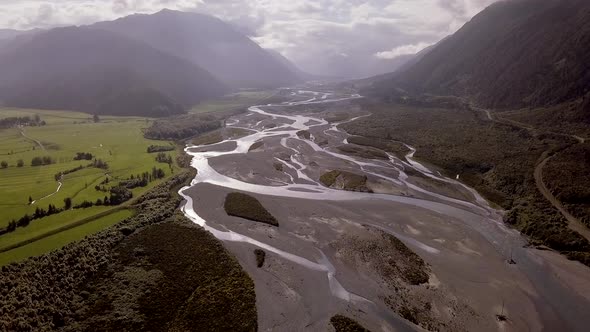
<box><xmin>1</xmin><ymin>1</ymin><xmax>589</xmax><ymax>331</ymax></box>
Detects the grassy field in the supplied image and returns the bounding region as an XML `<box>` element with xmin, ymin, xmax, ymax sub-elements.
<box><xmin>0</xmin><ymin>209</ymin><xmax>134</xmax><ymax>266</ymax></box>
<box><xmin>0</xmin><ymin>107</ymin><xmax>181</xmax><ymax>263</ymax></box>
<box><xmin>189</xmin><ymin>90</ymin><xmax>274</xmax><ymax>114</ymax></box>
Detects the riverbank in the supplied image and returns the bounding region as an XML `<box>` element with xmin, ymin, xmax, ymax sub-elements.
<box><xmin>179</xmin><ymin>88</ymin><xmax>590</xmax><ymax>331</ymax></box>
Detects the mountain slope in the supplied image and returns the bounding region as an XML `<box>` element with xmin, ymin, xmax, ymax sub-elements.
<box><xmin>265</xmin><ymin>49</ymin><xmax>311</xmax><ymax>81</ymax></box>
<box><xmin>0</xmin><ymin>29</ymin><xmax>41</xmax><ymax>54</ymax></box>
<box><xmin>0</xmin><ymin>27</ymin><xmax>228</xmax><ymax>117</ymax></box>
<box><xmin>369</xmin><ymin>0</ymin><xmax>590</xmax><ymax>109</ymax></box>
<box><xmin>92</xmin><ymin>10</ymin><xmax>302</xmax><ymax>88</ymax></box>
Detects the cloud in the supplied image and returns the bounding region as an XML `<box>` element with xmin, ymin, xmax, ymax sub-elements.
<box><xmin>374</xmin><ymin>42</ymin><xmax>432</xmax><ymax>59</ymax></box>
<box><xmin>0</xmin><ymin>0</ymin><xmax>501</xmax><ymax>77</ymax></box>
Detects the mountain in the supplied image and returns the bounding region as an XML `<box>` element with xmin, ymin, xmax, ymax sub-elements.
<box><xmin>265</xmin><ymin>49</ymin><xmax>311</xmax><ymax>81</ymax></box>
<box><xmin>0</xmin><ymin>29</ymin><xmax>41</xmax><ymax>54</ymax></box>
<box><xmin>0</xmin><ymin>26</ymin><xmax>228</xmax><ymax>117</ymax></box>
<box><xmin>368</xmin><ymin>0</ymin><xmax>590</xmax><ymax>110</ymax></box>
<box><xmin>0</xmin><ymin>29</ymin><xmax>23</xmax><ymax>40</ymax></box>
<box><xmin>392</xmin><ymin>42</ymin><xmax>439</xmax><ymax>76</ymax></box>
<box><xmin>351</xmin><ymin>43</ymin><xmax>439</xmax><ymax>91</ymax></box>
<box><xmin>92</xmin><ymin>9</ymin><xmax>302</xmax><ymax>88</ymax></box>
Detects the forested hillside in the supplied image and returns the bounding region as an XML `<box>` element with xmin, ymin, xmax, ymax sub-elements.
<box><xmin>93</xmin><ymin>9</ymin><xmax>302</xmax><ymax>88</ymax></box>
<box><xmin>356</xmin><ymin>0</ymin><xmax>590</xmax><ymax>266</ymax></box>
<box><xmin>0</xmin><ymin>27</ymin><xmax>228</xmax><ymax>117</ymax></box>
<box><xmin>368</xmin><ymin>0</ymin><xmax>590</xmax><ymax>110</ymax></box>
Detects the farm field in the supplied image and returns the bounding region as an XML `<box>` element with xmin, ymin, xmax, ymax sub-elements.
<box><xmin>0</xmin><ymin>209</ymin><xmax>134</xmax><ymax>266</ymax></box>
<box><xmin>189</xmin><ymin>90</ymin><xmax>274</xmax><ymax>114</ymax></box>
<box><xmin>0</xmin><ymin>107</ymin><xmax>180</xmax><ymax>264</ymax></box>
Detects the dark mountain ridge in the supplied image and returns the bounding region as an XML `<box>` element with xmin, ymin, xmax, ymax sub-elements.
<box><xmin>368</xmin><ymin>0</ymin><xmax>590</xmax><ymax>110</ymax></box>
<box><xmin>0</xmin><ymin>26</ymin><xmax>228</xmax><ymax>117</ymax></box>
<box><xmin>92</xmin><ymin>9</ymin><xmax>302</xmax><ymax>88</ymax></box>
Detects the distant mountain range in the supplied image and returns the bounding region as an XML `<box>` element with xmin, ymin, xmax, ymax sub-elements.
<box><xmin>0</xmin><ymin>10</ymin><xmax>304</xmax><ymax>117</ymax></box>
<box><xmin>92</xmin><ymin>10</ymin><xmax>302</xmax><ymax>89</ymax></box>
<box><xmin>366</xmin><ymin>0</ymin><xmax>590</xmax><ymax>112</ymax></box>
<box><xmin>0</xmin><ymin>27</ymin><xmax>228</xmax><ymax>117</ymax></box>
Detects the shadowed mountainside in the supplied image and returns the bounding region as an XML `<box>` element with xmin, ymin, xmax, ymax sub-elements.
<box><xmin>92</xmin><ymin>9</ymin><xmax>302</xmax><ymax>88</ymax></box>
<box><xmin>0</xmin><ymin>26</ymin><xmax>229</xmax><ymax>117</ymax></box>
<box><xmin>367</xmin><ymin>0</ymin><xmax>590</xmax><ymax>111</ymax></box>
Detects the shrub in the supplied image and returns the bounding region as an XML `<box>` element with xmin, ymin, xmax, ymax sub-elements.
<box><xmin>144</xmin><ymin>114</ymin><xmax>223</xmax><ymax>140</ymax></box>
<box><xmin>31</xmin><ymin>156</ymin><xmax>54</xmax><ymax>166</ymax></box>
<box><xmin>147</xmin><ymin>145</ymin><xmax>175</xmax><ymax>153</ymax></box>
<box><xmin>73</xmin><ymin>152</ymin><xmax>93</xmax><ymax>160</ymax></box>
<box><xmin>248</xmin><ymin>141</ymin><xmax>264</xmax><ymax>152</ymax></box>
<box><xmin>224</xmin><ymin>192</ymin><xmax>278</xmax><ymax>226</ymax></box>
<box><xmin>64</xmin><ymin>197</ymin><xmax>72</xmax><ymax>210</ymax></box>
<box><xmin>0</xmin><ymin>161</ymin><xmax>7</xmax><ymax>169</ymax></box>
<box><xmin>296</xmin><ymin>130</ymin><xmax>311</xmax><ymax>139</ymax></box>
<box><xmin>109</xmin><ymin>186</ymin><xmax>133</xmax><ymax>205</ymax></box>
<box><xmin>91</xmin><ymin>159</ymin><xmax>108</xmax><ymax>169</ymax></box>
<box><xmin>0</xmin><ymin>172</ymin><xmax>195</xmax><ymax>330</ymax></box>
<box><xmin>320</xmin><ymin>170</ymin><xmax>340</xmax><ymax>187</ymax></box>
<box><xmin>320</xmin><ymin>170</ymin><xmax>372</xmax><ymax>192</ymax></box>
<box><xmin>54</xmin><ymin>165</ymin><xmax>85</xmax><ymax>181</ymax></box>
<box><xmin>74</xmin><ymin>200</ymin><xmax>94</xmax><ymax>209</ymax></box>
<box><xmin>254</xmin><ymin>249</ymin><xmax>266</xmax><ymax>267</ymax></box>
<box><xmin>151</xmin><ymin>167</ymin><xmax>166</xmax><ymax>180</ymax></box>
<box><xmin>330</xmin><ymin>315</ymin><xmax>371</xmax><ymax>332</ymax></box>
<box><xmin>155</xmin><ymin>152</ymin><xmax>173</xmax><ymax>164</ymax></box>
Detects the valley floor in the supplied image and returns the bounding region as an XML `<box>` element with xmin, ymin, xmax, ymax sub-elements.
<box><xmin>179</xmin><ymin>88</ymin><xmax>590</xmax><ymax>331</ymax></box>
<box><xmin>0</xmin><ymin>109</ymin><xmax>182</xmax><ymax>265</ymax></box>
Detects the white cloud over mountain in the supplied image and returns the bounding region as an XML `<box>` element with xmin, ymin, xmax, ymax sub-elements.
<box><xmin>0</xmin><ymin>0</ymin><xmax>499</xmax><ymax>77</ymax></box>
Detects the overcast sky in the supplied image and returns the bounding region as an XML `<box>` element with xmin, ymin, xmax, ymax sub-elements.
<box><xmin>0</xmin><ymin>0</ymin><xmax>499</xmax><ymax>77</ymax></box>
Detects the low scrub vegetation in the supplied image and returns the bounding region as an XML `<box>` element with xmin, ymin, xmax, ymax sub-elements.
<box><xmin>76</xmin><ymin>221</ymin><xmax>257</xmax><ymax>332</ymax></box>
<box><xmin>147</xmin><ymin>145</ymin><xmax>175</xmax><ymax>153</ymax></box>
<box><xmin>342</xmin><ymin>100</ymin><xmax>590</xmax><ymax>265</ymax></box>
<box><xmin>501</xmin><ymin>98</ymin><xmax>590</xmax><ymax>138</ymax></box>
<box><xmin>543</xmin><ymin>143</ymin><xmax>590</xmax><ymax>228</ymax></box>
<box><xmin>347</xmin><ymin>136</ymin><xmax>409</xmax><ymax>158</ymax></box>
<box><xmin>31</xmin><ymin>155</ymin><xmax>54</xmax><ymax>166</ymax></box>
<box><xmin>330</xmin><ymin>315</ymin><xmax>371</xmax><ymax>332</ymax></box>
<box><xmin>273</xmin><ymin>162</ymin><xmax>283</xmax><ymax>172</ymax></box>
<box><xmin>54</xmin><ymin>165</ymin><xmax>85</xmax><ymax>181</ymax></box>
<box><xmin>191</xmin><ymin>130</ymin><xmax>224</xmax><ymax>146</ymax></box>
<box><xmin>155</xmin><ymin>152</ymin><xmax>173</xmax><ymax>164</ymax></box>
<box><xmin>320</xmin><ymin>170</ymin><xmax>372</xmax><ymax>193</ymax></box>
<box><xmin>0</xmin><ymin>171</ymin><xmax>258</xmax><ymax>331</ymax></box>
<box><xmin>145</xmin><ymin>110</ymin><xmax>242</xmax><ymax>141</ymax></box>
<box><xmin>73</xmin><ymin>152</ymin><xmax>93</xmax><ymax>160</ymax></box>
<box><xmin>248</xmin><ymin>141</ymin><xmax>264</xmax><ymax>152</ymax></box>
<box><xmin>224</xmin><ymin>192</ymin><xmax>278</xmax><ymax>226</ymax></box>
<box><xmin>254</xmin><ymin>249</ymin><xmax>266</xmax><ymax>267</ymax></box>
<box><xmin>296</xmin><ymin>130</ymin><xmax>311</xmax><ymax>139</ymax></box>
<box><xmin>145</xmin><ymin>114</ymin><xmax>221</xmax><ymax>141</ymax></box>
<box><xmin>0</xmin><ymin>172</ymin><xmax>197</xmax><ymax>330</ymax></box>
<box><xmin>0</xmin><ymin>115</ymin><xmax>45</xmax><ymax>129</ymax></box>
<box><xmin>334</xmin><ymin>226</ymin><xmax>439</xmax><ymax>329</ymax></box>
<box><xmin>337</xmin><ymin>144</ymin><xmax>388</xmax><ymax>160</ymax></box>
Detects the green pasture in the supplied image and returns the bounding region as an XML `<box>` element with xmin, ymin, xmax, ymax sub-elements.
<box><xmin>0</xmin><ymin>107</ymin><xmax>180</xmax><ymax>262</ymax></box>
<box><xmin>0</xmin><ymin>209</ymin><xmax>134</xmax><ymax>266</ymax></box>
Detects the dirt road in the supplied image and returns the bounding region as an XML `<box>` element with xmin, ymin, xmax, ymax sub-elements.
<box><xmin>535</xmin><ymin>156</ymin><xmax>590</xmax><ymax>242</ymax></box>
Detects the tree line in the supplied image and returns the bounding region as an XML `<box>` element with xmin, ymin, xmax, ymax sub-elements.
<box><xmin>0</xmin><ymin>115</ymin><xmax>45</xmax><ymax>129</ymax></box>
<box><xmin>1</xmin><ymin>185</ymin><xmax>134</xmax><ymax>236</ymax></box>
<box><xmin>147</xmin><ymin>145</ymin><xmax>175</xmax><ymax>153</ymax></box>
